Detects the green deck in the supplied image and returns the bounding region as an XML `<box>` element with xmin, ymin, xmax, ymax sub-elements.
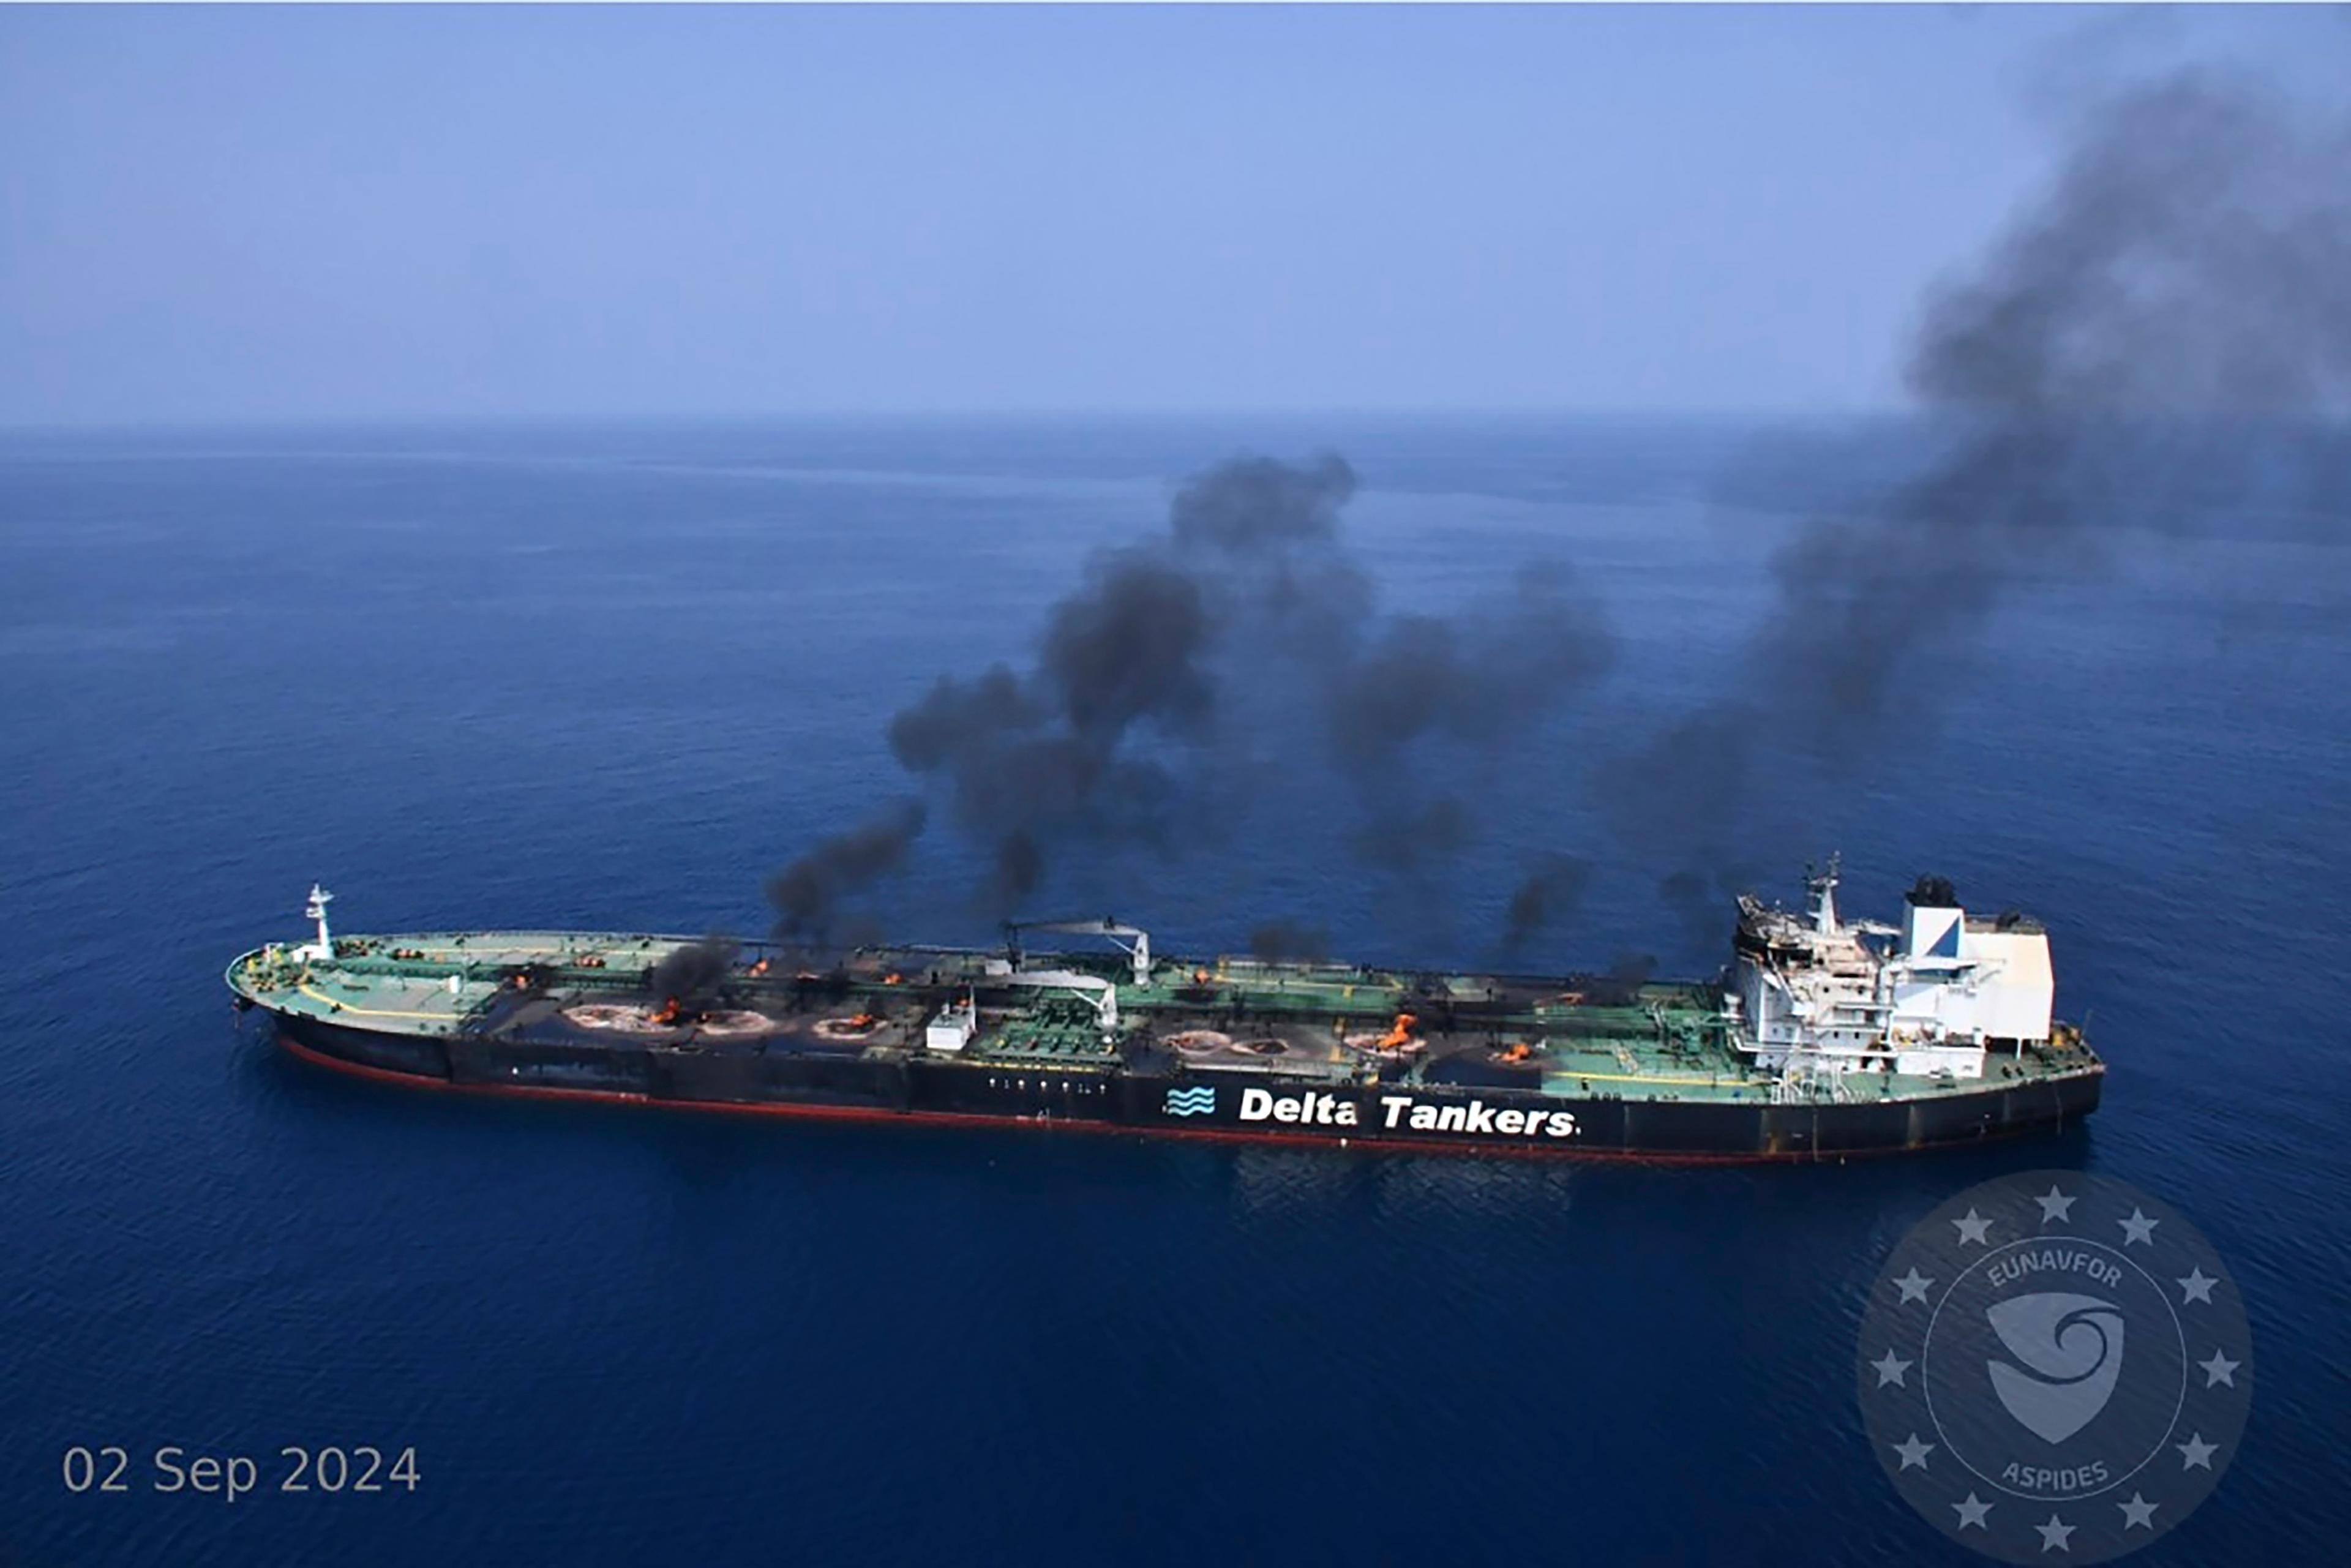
<box><xmin>229</xmin><ymin>929</ymin><xmax>2102</xmax><ymax>1109</ymax></box>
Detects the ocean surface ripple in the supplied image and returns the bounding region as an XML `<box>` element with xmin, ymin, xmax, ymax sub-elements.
<box><xmin>1</xmin><ymin>419</ymin><xmax>2342</xmax><ymax>1566</ymax></box>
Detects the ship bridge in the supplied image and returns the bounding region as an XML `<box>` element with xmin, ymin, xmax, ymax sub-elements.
<box><xmin>1727</xmin><ymin>861</ymin><xmax>2057</xmax><ymax>1084</ymax></box>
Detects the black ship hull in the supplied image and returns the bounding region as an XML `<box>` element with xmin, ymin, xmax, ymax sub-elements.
<box><xmin>265</xmin><ymin>1010</ymin><xmax>2104</xmax><ymax>1163</ymax></box>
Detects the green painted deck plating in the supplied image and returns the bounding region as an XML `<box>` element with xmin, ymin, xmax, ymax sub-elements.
<box><xmin>230</xmin><ymin>930</ymin><xmax>2102</xmax><ymax>1110</ymax></box>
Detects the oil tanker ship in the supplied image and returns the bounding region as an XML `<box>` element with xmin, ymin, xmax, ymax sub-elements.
<box><xmin>227</xmin><ymin>863</ymin><xmax>2101</xmax><ymax>1161</ymax></box>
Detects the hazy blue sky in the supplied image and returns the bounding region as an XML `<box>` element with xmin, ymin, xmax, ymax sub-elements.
<box><xmin>1</xmin><ymin>4</ymin><xmax>2339</xmax><ymax>426</ymax></box>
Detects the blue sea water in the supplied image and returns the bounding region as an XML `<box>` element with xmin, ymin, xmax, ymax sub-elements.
<box><xmin>1</xmin><ymin>418</ymin><xmax>2344</xmax><ymax>1567</ymax></box>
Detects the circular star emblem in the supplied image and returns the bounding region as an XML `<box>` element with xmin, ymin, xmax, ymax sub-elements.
<box><xmin>1857</xmin><ymin>1170</ymin><xmax>2254</xmax><ymax>1563</ymax></box>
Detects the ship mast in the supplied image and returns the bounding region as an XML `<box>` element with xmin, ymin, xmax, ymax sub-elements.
<box><xmin>297</xmin><ymin>883</ymin><xmax>336</xmax><ymax>961</ymax></box>
<box><xmin>1807</xmin><ymin>853</ymin><xmax>1842</xmax><ymax>935</ymax></box>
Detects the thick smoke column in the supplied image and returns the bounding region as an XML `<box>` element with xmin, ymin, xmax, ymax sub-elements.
<box><xmin>757</xmin><ymin>73</ymin><xmax>2346</xmax><ymax>959</ymax></box>
<box><xmin>1592</xmin><ymin>70</ymin><xmax>2351</xmax><ymax>917</ymax></box>
<box><xmin>763</xmin><ymin>798</ymin><xmax>928</xmax><ymax>943</ymax></box>
<box><xmin>1328</xmin><ymin>561</ymin><xmax>1614</xmax><ymax>765</ymax></box>
<box><xmin>864</xmin><ymin>451</ymin><xmax>1613</xmax><ymax>922</ymax></box>
<box><xmin>649</xmin><ymin>935</ymin><xmax>739</xmax><ymax>1010</ymax></box>
<box><xmin>1774</xmin><ymin>74</ymin><xmax>2350</xmax><ymax>729</ymax></box>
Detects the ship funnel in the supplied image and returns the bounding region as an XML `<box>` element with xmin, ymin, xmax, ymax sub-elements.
<box><xmin>1901</xmin><ymin>874</ymin><xmax>1963</xmax><ymax>964</ymax></box>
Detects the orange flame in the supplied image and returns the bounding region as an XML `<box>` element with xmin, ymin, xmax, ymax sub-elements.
<box><xmin>1192</xmin><ymin>969</ymin><xmax>1211</xmax><ymax>986</ymax></box>
<box><xmin>848</xmin><ymin>1012</ymin><xmax>880</xmax><ymax>1029</ymax></box>
<box><xmin>882</xmin><ymin>972</ymin><xmax>904</xmax><ymax>986</ymax></box>
<box><xmin>1376</xmin><ymin>1013</ymin><xmax>1417</xmax><ymax>1051</ymax></box>
<box><xmin>1498</xmin><ymin>1041</ymin><xmax>1532</xmax><ymax>1063</ymax></box>
<box><xmin>653</xmin><ymin>997</ymin><xmax>683</xmax><ymax>1026</ymax></box>
<box><xmin>748</xmin><ymin>958</ymin><xmax>771</xmax><ymax>978</ymax></box>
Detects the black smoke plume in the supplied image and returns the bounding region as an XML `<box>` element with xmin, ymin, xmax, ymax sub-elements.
<box><xmin>1327</xmin><ymin>561</ymin><xmax>1613</xmax><ymax>765</ymax></box>
<box><xmin>1248</xmin><ymin>920</ymin><xmax>1330</xmax><ymax>964</ymax></box>
<box><xmin>1503</xmin><ymin>853</ymin><xmax>1592</xmax><ymax>950</ymax></box>
<box><xmin>1344</xmin><ymin>797</ymin><xmax>1473</xmax><ymax>873</ymax></box>
<box><xmin>864</xmin><ymin>451</ymin><xmax>1613</xmax><ymax>923</ymax></box>
<box><xmin>650</xmin><ymin>935</ymin><xmax>739</xmax><ymax>1010</ymax></box>
<box><xmin>1573</xmin><ymin>953</ymin><xmax>1659</xmax><ymax>1009</ymax></box>
<box><xmin>764</xmin><ymin>798</ymin><xmax>928</xmax><ymax>943</ymax></box>
<box><xmin>758</xmin><ymin>69</ymin><xmax>2346</xmax><ymax>959</ymax></box>
<box><xmin>1592</xmin><ymin>70</ymin><xmax>2351</xmax><ymax>915</ymax></box>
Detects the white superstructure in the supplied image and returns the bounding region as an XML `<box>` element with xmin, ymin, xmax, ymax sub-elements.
<box><xmin>1725</xmin><ymin>860</ymin><xmax>2055</xmax><ymax>1083</ymax></box>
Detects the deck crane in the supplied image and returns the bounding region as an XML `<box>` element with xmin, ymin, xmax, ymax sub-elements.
<box><xmin>1002</xmin><ymin>917</ymin><xmax>1154</xmax><ymax>987</ymax></box>
<box><xmin>992</xmin><ymin>918</ymin><xmax>1155</xmax><ymax>1039</ymax></box>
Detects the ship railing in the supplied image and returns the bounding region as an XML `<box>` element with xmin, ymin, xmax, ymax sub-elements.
<box><xmin>1772</xmin><ymin>1057</ymin><xmax>1854</xmax><ymax>1106</ymax></box>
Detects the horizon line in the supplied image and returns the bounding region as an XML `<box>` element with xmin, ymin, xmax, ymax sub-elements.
<box><xmin>0</xmin><ymin>403</ymin><xmax>1921</xmax><ymax>440</ymax></box>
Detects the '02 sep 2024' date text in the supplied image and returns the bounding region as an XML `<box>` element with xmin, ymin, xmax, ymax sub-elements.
<box><xmin>62</xmin><ymin>1444</ymin><xmax>419</xmax><ymax>1502</ymax></box>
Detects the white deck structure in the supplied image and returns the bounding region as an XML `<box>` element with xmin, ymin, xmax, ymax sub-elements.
<box><xmin>1725</xmin><ymin>861</ymin><xmax>2056</xmax><ymax>1084</ymax></box>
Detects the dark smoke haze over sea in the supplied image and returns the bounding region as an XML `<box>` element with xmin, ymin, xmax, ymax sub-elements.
<box><xmin>768</xmin><ymin>453</ymin><xmax>1615</xmax><ymax>950</ymax></box>
<box><xmin>762</xmin><ymin>798</ymin><xmax>926</xmax><ymax>947</ymax></box>
<box><xmin>1587</xmin><ymin>68</ymin><xmax>2351</xmax><ymax>945</ymax></box>
<box><xmin>770</xmin><ymin>69</ymin><xmax>2349</xmax><ymax>965</ymax></box>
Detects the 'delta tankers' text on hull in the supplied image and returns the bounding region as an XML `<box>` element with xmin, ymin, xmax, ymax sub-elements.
<box><xmin>227</xmin><ymin>866</ymin><xmax>2103</xmax><ymax>1161</ymax></box>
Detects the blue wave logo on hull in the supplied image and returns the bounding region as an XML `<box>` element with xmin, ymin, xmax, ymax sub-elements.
<box><xmin>1163</xmin><ymin>1086</ymin><xmax>1217</xmax><ymax>1117</ymax></box>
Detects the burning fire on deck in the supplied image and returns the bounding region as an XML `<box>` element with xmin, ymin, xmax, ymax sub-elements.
<box><xmin>564</xmin><ymin>1002</ymin><xmax>774</xmax><ymax>1037</ymax></box>
<box><xmin>1343</xmin><ymin>1013</ymin><xmax>1424</xmax><ymax>1056</ymax></box>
